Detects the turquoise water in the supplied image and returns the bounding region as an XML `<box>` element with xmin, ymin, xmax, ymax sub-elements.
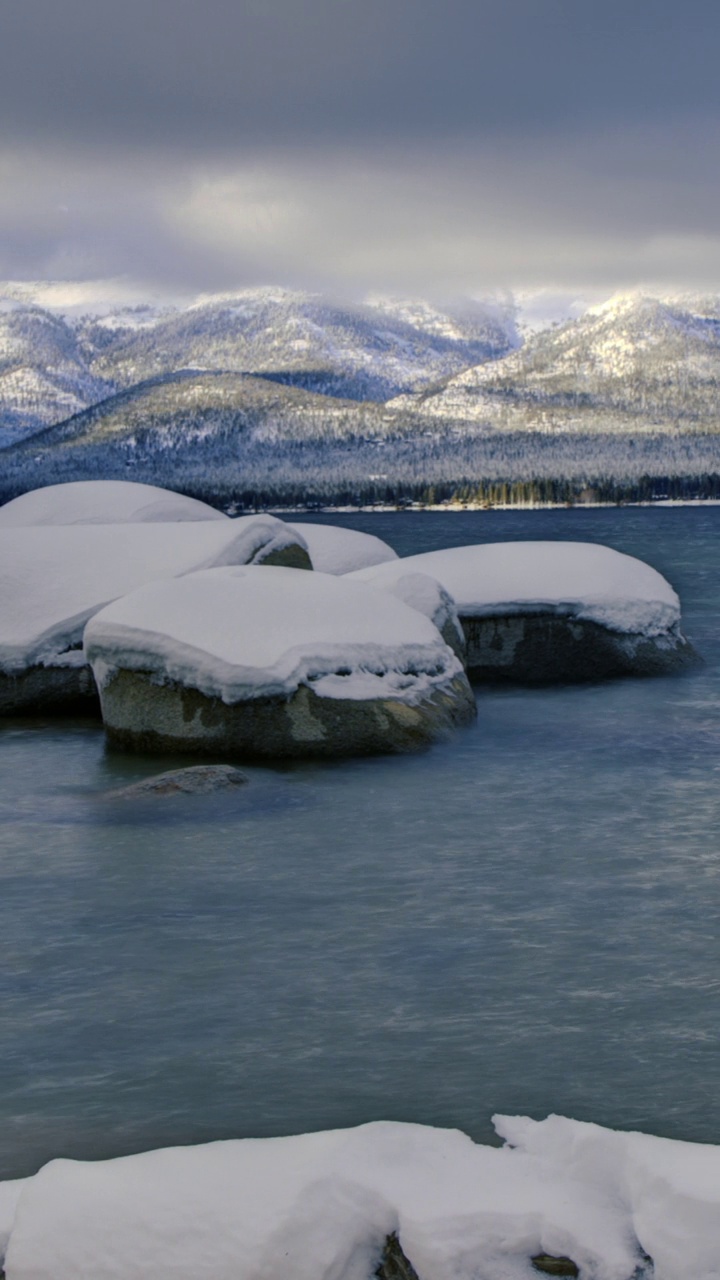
<box><xmin>2</xmin><ymin>507</ymin><xmax>720</xmax><ymax>1180</ymax></box>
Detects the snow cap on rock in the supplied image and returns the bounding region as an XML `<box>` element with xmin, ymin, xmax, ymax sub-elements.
<box><xmin>288</xmin><ymin>522</ymin><xmax>397</xmax><ymax>574</ymax></box>
<box><xmin>353</xmin><ymin>541</ymin><xmax>680</xmax><ymax>636</ymax></box>
<box><xmin>0</xmin><ymin>480</ymin><xmax>228</xmax><ymax>526</ymax></box>
<box><xmin>84</xmin><ymin>565</ymin><xmax>461</xmax><ymax>705</ymax></box>
<box><xmin>0</xmin><ymin>518</ymin><xmax>308</xmax><ymax>674</ymax></box>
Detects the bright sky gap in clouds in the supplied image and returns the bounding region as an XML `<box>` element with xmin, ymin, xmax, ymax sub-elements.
<box><xmin>1</xmin><ymin>0</ymin><xmax>719</xmax><ymax>296</ymax></box>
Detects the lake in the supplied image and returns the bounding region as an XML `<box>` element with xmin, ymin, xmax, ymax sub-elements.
<box><xmin>2</xmin><ymin>505</ymin><xmax>720</xmax><ymax>1180</ymax></box>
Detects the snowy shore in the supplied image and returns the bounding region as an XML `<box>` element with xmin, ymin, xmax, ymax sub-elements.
<box><xmin>2</xmin><ymin>1113</ymin><xmax>720</xmax><ymax>1280</ymax></box>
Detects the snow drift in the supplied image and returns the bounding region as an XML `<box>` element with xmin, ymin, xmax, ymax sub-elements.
<box><xmin>4</xmin><ymin>1114</ymin><xmax>719</xmax><ymax>1280</ymax></box>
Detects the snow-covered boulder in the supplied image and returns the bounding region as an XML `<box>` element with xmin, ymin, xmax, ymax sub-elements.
<box><xmin>288</xmin><ymin>522</ymin><xmax>397</xmax><ymax>574</ymax></box>
<box><xmin>0</xmin><ymin>519</ymin><xmax>311</xmax><ymax>714</ymax></box>
<box><xmin>0</xmin><ymin>480</ymin><xmax>229</xmax><ymax>526</ymax></box>
<box><xmin>351</xmin><ymin>542</ymin><xmax>697</xmax><ymax>682</ymax></box>
<box><xmin>84</xmin><ymin>566</ymin><xmax>475</xmax><ymax>758</ymax></box>
<box><xmin>8</xmin><ymin>1113</ymin><xmax>717</xmax><ymax>1280</ymax></box>
<box><xmin>347</xmin><ymin>564</ymin><xmax>465</xmax><ymax>663</ymax></box>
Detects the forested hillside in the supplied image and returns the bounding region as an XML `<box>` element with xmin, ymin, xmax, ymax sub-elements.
<box><xmin>3</xmin><ymin>288</ymin><xmax>720</xmax><ymax>508</ymax></box>
<box><xmin>77</xmin><ymin>288</ymin><xmax>517</xmax><ymax>402</ymax></box>
<box><xmin>0</xmin><ymin>307</ymin><xmax>115</xmax><ymax>446</ymax></box>
<box><xmin>391</xmin><ymin>294</ymin><xmax>720</xmax><ymax>432</ymax></box>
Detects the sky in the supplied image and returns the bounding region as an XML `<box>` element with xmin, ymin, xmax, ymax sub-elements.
<box><xmin>1</xmin><ymin>0</ymin><xmax>719</xmax><ymax>299</ymax></box>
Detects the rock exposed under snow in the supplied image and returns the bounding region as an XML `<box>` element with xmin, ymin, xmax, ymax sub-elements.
<box><xmin>288</xmin><ymin>522</ymin><xmax>397</xmax><ymax>574</ymax></box>
<box><xmin>352</xmin><ymin>542</ymin><xmax>697</xmax><ymax>682</ymax></box>
<box><xmin>0</xmin><ymin>519</ymin><xmax>310</xmax><ymax>714</ymax></box>
<box><xmin>6</xmin><ymin>1113</ymin><xmax>719</xmax><ymax>1280</ymax></box>
<box><xmin>347</xmin><ymin>564</ymin><xmax>466</xmax><ymax>663</ymax></box>
<box><xmin>84</xmin><ymin>566</ymin><xmax>475</xmax><ymax>757</ymax></box>
<box><xmin>0</xmin><ymin>480</ymin><xmax>229</xmax><ymax>526</ymax></box>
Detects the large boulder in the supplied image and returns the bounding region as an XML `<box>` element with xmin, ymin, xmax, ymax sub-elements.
<box><xmin>288</xmin><ymin>522</ymin><xmax>397</xmax><ymax>574</ymax></box>
<box><xmin>350</xmin><ymin>541</ymin><xmax>698</xmax><ymax>683</ymax></box>
<box><xmin>347</xmin><ymin>564</ymin><xmax>466</xmax><ymax>664</ymax></box>
<box><xmin>0</xmin><ymin>519</ymin><xmax>310</xmax><ymax>714</ymax></box>
<box><xmin>84</xmin><ymin>566</ymin><xmax>475</xmax><ymax>758</ymax></box>
<box><xmin>0</xmin><ymin>480</ymin><xmax>229</xmax><ymax>526</ymax></box>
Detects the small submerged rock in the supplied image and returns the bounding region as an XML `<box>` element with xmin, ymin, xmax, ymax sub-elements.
<box><xmin>85</xmin><ymin>565</ymin><xmax>475</xmax><ymax>758</ymax></box>
<box><xmin>107</xmin><ymin>764</ymin><xmax>249</xmax><ymax>798</ymax></box>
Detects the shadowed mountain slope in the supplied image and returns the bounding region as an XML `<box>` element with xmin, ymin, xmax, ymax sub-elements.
<box><xmin>0</xmin><ymin>306</ymin><xmax>115</xmax><ymax>446</ymax></box>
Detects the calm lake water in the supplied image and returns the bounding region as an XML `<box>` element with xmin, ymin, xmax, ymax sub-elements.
<box><xmin>2</xmin><ymin>506</ymin><xmax>720</xmax><ymax>1180</ymax></box>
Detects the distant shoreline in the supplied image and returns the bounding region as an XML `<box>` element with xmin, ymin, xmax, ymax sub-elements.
<box><xmin>269</xmin><ymin>498</ymin><xmax>720</xmax><ymax>515</ymax></box>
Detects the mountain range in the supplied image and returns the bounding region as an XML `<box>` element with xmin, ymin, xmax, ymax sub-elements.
<box><xmin>389</xmin><ymin>293</ymin><xmax>720</xmax><ymax>433</ymax></box>
<box><xmin>0</xmin><ymin>287</ymin><xmax>518</xmax><ymax>446</ymax></box>
<box><xmin>3</xmin><ymin>286</ymin><xmax>720</xmax><ymax>505</ymax></box>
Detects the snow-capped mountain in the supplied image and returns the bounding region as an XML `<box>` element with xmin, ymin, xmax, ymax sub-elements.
<box><xmin>390</xmin><ymin>292</ymin><xmax>720</xmax><ymax>432</ymax></box>
<box><xmin>77</xmin><ymin>288</ymin><xmax>518</xmax><ymax>402</ymax></box>
<box><xmin>0</xmin><ymin>306</ymin><xmax>116</xmax><ymax>446</ymax></box>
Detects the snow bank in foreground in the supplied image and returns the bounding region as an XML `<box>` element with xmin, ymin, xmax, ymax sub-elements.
<box><xmin>288</xmin><ymin>523</ymin><xmax>397</xmax><ymax>574</ymax></box>
<box><xmin>0</xmin><ymin>480</ymin><xmax>228</xmax><ymax>526</ymax></box>
<box><xmin>0</xmin><ymin>519</ymin><xmax>307</xmax><ymax>673</ymax></box>
<box><xmin>0</xmin><ymin>1180</ymin><xmax>25</xmax><ymax>1265</ymax></box>
<box><xmin>352</xmin><ymin>542</ymin><xmax>680</xmax><ymax>636</ymax></box>
<box><xmin>85</xmin><ymin>566</ymin><xmax>461</xmax><ymax>704</ymax></box>
<box><xmin>497</xmin><ymin>1112</ymin><xmax>720</xmax><ymax>1280</ymax></box>
<box><xmin>8</xmin><ymin>1114</ymin><xmax>720</xmax><ymax>1280</ymax></box>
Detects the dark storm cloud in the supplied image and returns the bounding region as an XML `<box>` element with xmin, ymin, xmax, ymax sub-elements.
<box><xmin>2</xmin><ymin>1</ymin><xmax>720</xmax><ymax>293</ymax></box>
<box><xmin>2</xmin><ymin>0</ymin><xmax>720</xmax><ymax>150</ymax></box>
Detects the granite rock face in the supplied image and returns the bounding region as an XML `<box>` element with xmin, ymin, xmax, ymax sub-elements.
<box><xmin>463</xmin><ymin>612</ymin><xmax>699</xmax><ymax>684</ymax></box>
<box><xmin>95</xmin><ymin>667</ymin><xmax>476</xmax><ymax>759</ymax></box>
<box><xmin>0</xmin><ymin>660</ymin><xmax>98</xmax><ymax>716</ymax></box>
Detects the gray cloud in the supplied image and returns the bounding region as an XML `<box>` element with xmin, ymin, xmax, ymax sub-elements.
<box><xmin>3</xmin><ymin>0</ymin><xmax>720</xmax><ymax>150</ymax></box>
<box><xmin>2</xmin><ymin>1</ymin><xmax>720</xmax><ymax>294</ymax></box>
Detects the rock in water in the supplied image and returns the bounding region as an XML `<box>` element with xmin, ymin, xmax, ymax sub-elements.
<box><xmin>0</xmin><ymin>518</ymin><xmax>310</xmax><ymax>714</ymax></box>
<box><xmin>350</xmin><ymin>541</ymin><xmax>698</xmax><ymax>683</ymax></box>
<box><xmin>346</xmin><ymin>566</ymin><xmax>466</xmax><ymax>664</ymax></box>
<box><xmin>107</xmin><ymin>765</ymin><xmax>249</xmax><ymax>798</ymax></box>
<box><xmin>85</xmin><ymin>565</ymin><xmax>475</xmax><ymax>758</ymax></box>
